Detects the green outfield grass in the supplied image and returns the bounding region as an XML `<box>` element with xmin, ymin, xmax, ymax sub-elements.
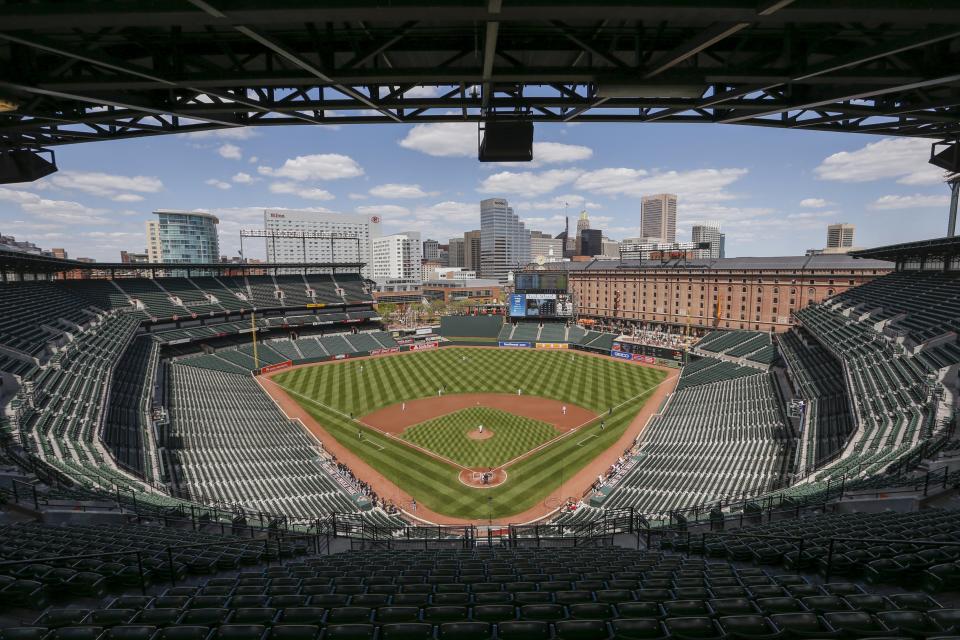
<box><xmin>273</xmin><ymin>347</ymin><xmax>667</xmax><ymax>519</ymax></box>
<box><xmin>402</xmin><ymin>407</ymin><xmax>557</xmax><ymax>468</ymax></box>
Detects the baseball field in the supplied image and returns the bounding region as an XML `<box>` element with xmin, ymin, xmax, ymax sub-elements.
<box><xmin>269</xmin><ymin>347</ymin><xmax>667</xmax><ymax>520</ymax></box>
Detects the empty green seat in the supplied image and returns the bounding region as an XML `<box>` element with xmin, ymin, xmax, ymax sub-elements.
<box><xmin>265</xmin><ymin>626</ymin><xmax>319</xmax><ymax>640</ymax></box>
<box><xmin>554</xmin><ymin>619</ymin><xmax>609</xmax><ymax>640</ymax></box>
<box><xmin>102</xmin><ymin>626</ymin><xmax>156</xmax><ymax>640</ymax></box>
<box><xmin>215</xmin><ymin>626</ymin><xmax>266</xmax><ymax>640</ymax></box>
<box><xmin>498</xmin><ymin>621</ymin><xmax>549</xmax><ymax>640</ymax></box>
<box><xmin>437</xmin><ymin>621</ymin><xmax>491</xmax><ymax>640</ymax></box>
<box><xmin>322</xmin><ymin>624</ymin><xmax>374</xmax><ymax>640</ymax></box>
<box><xmin>378</xmin><ymin>623</ymin><xmax>432</xmax><ymax>640</ymax></box>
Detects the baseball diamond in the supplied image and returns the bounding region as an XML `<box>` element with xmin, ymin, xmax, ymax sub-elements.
<box><xmin>401</xmin><ymin>407</ymin><xmax>560</xmax><ymax>468</ymax></box>
<box><xmin>268</xmin><ymin>348</ymin><xmax>668</xmax><ymax>520</ymax></box>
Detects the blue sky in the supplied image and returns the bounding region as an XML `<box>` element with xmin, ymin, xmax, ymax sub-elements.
<box><xmin>0</xmin><ymin>118</ymin><xmax>954</xmax><ymax>262</ymax></box>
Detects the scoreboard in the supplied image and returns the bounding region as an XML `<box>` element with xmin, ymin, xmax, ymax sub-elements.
<box><xmin>508</xmin><ymin>293</ymin><xmax>573</xmax><ymax>318</ymax></box>
<box><xmin>611</xmin><ymin>339</ymin><xmax>684</xmax><ymax>362</ymax></box>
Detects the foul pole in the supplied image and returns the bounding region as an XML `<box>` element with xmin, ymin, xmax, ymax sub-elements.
<box><xmin>251</xmin><ymin>311</ymin><xmax>260</xmax><ymax>370</ymax></box>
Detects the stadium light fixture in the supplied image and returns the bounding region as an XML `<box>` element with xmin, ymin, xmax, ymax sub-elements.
<box><xmin>0</xmin><ymin>97</ymin><xmax>19</xmax><ymax>112</ymax></box>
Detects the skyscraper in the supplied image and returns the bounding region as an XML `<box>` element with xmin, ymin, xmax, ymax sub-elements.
<box><xmin>641</xmin><ymin>193</ymin><xmax>678</xmax><ymax>242</ymax></box>
<box><xmin>827</xmin><ymin>223</ymin><xmax>855</xmax><ymax>249</ymax></box>
<box><xmin>579</xmin><ymin>229</ymin><xmax>603</xmax><ymax>257</ymax></box>
<box><xmin>149</xmin><ymin>210</ymin><xmax>220</xmax><ymax>264</ymax></box>
<box><xmin>422</xmin><ymin>238</ymin><xmax>440</xmax><ymax>261</ymax></box>
<box><xmin>463</xmin><ymin>230</ymin><xmax>482</xmax><ymax>273</ymax></box>
<box><xmin>480</xmin><ymin>198</ymin><xmax>530</xmax><ymax>282</ymax></box>
<box><xmin>575</xmin><ymin>210</ymin><xmax>590</xmax><ymax>255</ymax></box>
<box><xmin>448</xmin><ymin>237</ymin><xmax>465</xmax><ymax>267</ymax></box>
<box><xmin>691</xmin><ymin>223</ymin><xmax>723</xmax><ymax>259</ymax></box>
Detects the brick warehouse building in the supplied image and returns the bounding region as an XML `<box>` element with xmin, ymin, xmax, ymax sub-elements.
<box><xmin>537</xmin><ymin>254</ymin><xmax>893</xmax><ymax>334</ymax></box>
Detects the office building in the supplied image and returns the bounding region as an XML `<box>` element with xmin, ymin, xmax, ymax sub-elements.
<box><xmin>641</xmin><ymin>193</ymin><xmax>678</xmax><ymax>242</ymax></box>
<box><xmin>422</xmin><ymin>238</ymin><xmax>440</xmax><ymax>261</ymax></box>
<box><xmin>263</xmin><ymin>209</ymin><xmax>382</xmax><ymax>276</ymax></box>
<box><xmin>540</xmin><ymin>254</ymin><xmax>891</xmax><ymax>334</ymax></box>
<box><xmin>601</xmin><ymin>238</ymin><xmax>621</xmax><ymax>259</ymax></box>
<box><xmin>580</xmin><ymin>228</ymin><xmax>603</xmax><ymax>257</ymax></box>
<box><xmin>719</xmin><ymin>233</ymin><xmax>726</xmax><ymax>259</ymax></box>
<box><xmin>480</xmin><ymin>198</ymin><xmax>530</xmax><ymax>282</ymax></box>
<box><xmin>372</xmin><ymin>231</ymin><xmax>422</xmax><ymax>281</ymax></box>
<box><xmin>148</xmin><ymin>210</ymin><xmax>220</xmax><ymax>264</ymax></box>
<box><xmin>463</xmin><ymin>230</ymin><xmax>482</xmax><ymax>273</ymax></box>
<box><xmin>620</xmin><ymin>239</ymin><xmax>711</xmax><ymax>260</ymax></box>
<box><xmin>530</xmin><ymin>230</ymin><xmax>564</xmax><ymax>263</ymax></box>
<box><xmin>120</xmin><ymin>250</ymin><xmax>149</xmax><ymax>263</ymax></box>
<box><xmin>145</xmin><ymin>220</ymin><xmax>161</xmax><ymax>263</ymax></box>
<box><xmin>827</xmin><ymin>223</ymin><xmax>855</xmax><ymax>249</ymax></box>
<box><xmin>448</xmin><ymin>237</ymin><xmax>465</xmax><ymax>267</ymax></box>
<box><xmin>577</xmin><ymin>209</ymin><xmax>590</xmax><ymax>240</ymax></box>
<box><xmin>691</xmin><ymin>223</ymin><xmax>723</xmax><ymax>259</ymax></box>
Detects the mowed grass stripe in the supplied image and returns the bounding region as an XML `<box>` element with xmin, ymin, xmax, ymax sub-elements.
<box><xmin>273</xmin><ymin>349</ymin><xmax>667</xmax><ymax>519</ymax></box>
<box><xmin>402</xmin><ymin>408</ymin><xmax>557</xmax><ymax>468</ymax></box>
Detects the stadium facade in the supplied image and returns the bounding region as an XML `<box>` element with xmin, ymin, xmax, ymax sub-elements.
<box><xmin>541</xmin><ymin>254</ymin><xmax>893</xmax><ymax>333</ymax></box>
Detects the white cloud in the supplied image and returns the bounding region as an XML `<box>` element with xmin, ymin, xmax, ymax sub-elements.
<box><xmin>478</xmin><ymin>169</ymin><xmax>581</xmax><ymax>196</ymax></box>
<box><xmin>402</xmin><ymin>85</ymin><xmax>442</xmax><ymax>98</ymax></box>
<box><xmin>248</xmin><ymin>156</ymin><xmax>258</xmax><ymax>164</ymax></box>
<box><xmin>398</xmin><ymin>122</ymin><xmax>475</xmax><ymax>157</ymax></box>
<box><xmin>512</xmin><ymin>194</ymin><xmax>599</xmax><ymax>212</ymax></box>
<box><xmin>869</xmin><ymin>193</ymin><xmax>951</xmax><ymax>210</ymax></box>
<box><xmin>814</xmin><ymin>137</ymin><xmax>944</xmax><ymax>185</ymax></box>
<box><xmin>205</xmin><ymin>179</ymin><xmax>232</xmax><ymax>190</ymax></box>
<box><xmin>369</xmin><ymin>183</ymin><xmax>437</xmax><ymax>199</ymax></box>
<box><xmin>348</xmin><ymin>193</ymin><xmax>368</xmax><ymax>200</ymax></box>
<box><xmin>218</xmin><ymin>143</ymin><xmax>243</xmax><ymax>160</ymax></box>
<box><xmin>232</xmin><ymin>172</ymin><xmax>255</xmax><ymax>184</ymax></box>
<box><xmin>356</xmin><ymin>204</ymin><xmax>411</xmax><ymax>217</ymax></box>
<box><xmin>268</xmin><ymin>182</ymin><xmax>335</xmax><ymax>200</ymax></box>
<box><xmin>258</xmin><ymin>153</ymin><xmax>364</xmax><ymax>181</ymax></box>
<box><xmin>112</xmin><ymin>193</ymin><xmax>145</xmax><ymax>203</ymax></box>
<box><xmin>47</xmin><ymin>170</ymin><xmax>163</xmax><ymax>201</ymax></box>
<box><xmin>531</xmin><ymin>142</ymin><xmax>593</xmax><ymax>164</ymax></box>
<box><xmin>0</xmin><ymin>187</ymin><xmax>109</xmax><ymax>224</ymax></box>
<box><xmin>800</xmin><ymin>198</ymin><xmax>832</xmax><ymax>208</ymax></box>
<box><xmin>575</xmin><ymin>167</ymin><xmax>747</xmax><ymax>203</ymax></box>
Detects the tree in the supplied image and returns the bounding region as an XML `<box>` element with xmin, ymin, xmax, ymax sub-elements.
<box><xmin>375</xmin><ymin>302</ymin><xmax>398</xmax><ymax>322</ymax></box>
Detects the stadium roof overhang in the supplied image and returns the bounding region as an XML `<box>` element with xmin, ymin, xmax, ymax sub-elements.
<box><xmin>0</xmin><ymin>251</ymin><xmax>365</xmax><ymax>276</ymax></box>
<box><xmin>851</xmin><ymin>235</ymin><xmax>960</xmax><ymax>262</ymax></box>
<box><xmin>2</xmin><ymin>1</ymin><xmax>960</xmax><ymax>149</ymax></box>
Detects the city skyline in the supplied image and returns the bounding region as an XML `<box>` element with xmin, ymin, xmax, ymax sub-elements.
<box><xmin>0</xmin><ymin>122</ymin><xmax>955</xmax><ymax>263</ymax></box>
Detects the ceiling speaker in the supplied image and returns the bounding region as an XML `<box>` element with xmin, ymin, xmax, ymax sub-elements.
<box><xmin>479</xmin><ymin>121</ymin><xmax>534</xmax><ymax>162</ymax></box>
<box><xmin>0</xmin><ymin>149</ymin><xmax>58</xmax><ymax>184</ymax></box>
<box><xmin>930</xmin><ymin>140</ymin><xmax>960</xmax><ymax>174</ymax></box>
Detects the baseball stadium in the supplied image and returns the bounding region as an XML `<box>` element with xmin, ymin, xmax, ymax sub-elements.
<box><xmin>2</xmin><ymin>2</ymin><xmax>960</xmax><ymax>639</ymax></box>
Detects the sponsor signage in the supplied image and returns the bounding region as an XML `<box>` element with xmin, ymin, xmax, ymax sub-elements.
<box><xmin>333</xmin><ymin>353</ymin><xmax>349</xmax><ymax>360</ymax></box>
<box><xmin>410</xmin><ymin>342</ymin><xmax>438</xmax><ymax>351</ymax></box>
<box><xmin>167</xmin><ymin>337</ymin><xmax>191</xmax><ymax>345</ymax></box>
<box><xmin>260</xmin><ymin>360</ymin><xmax>293</xmax><ymax>374</ymax></box>
<box><xmin>306</xmin><ymin>303</ymin><xmax>327</xmax><ymax>309</ymax></box>
<box><xmin>508</xmin><ymin>294</ymin><xmax>526</xmax><ymax>317</ymax></box>
<box><xmin>610</xmin><ymin>350</ymin><xmax>657</xmax><ymax>364</ymax></box>
<box><xmin>370</xmin><ymin>347</ymin><xmax>401</xmax><ymax>356</ymax></box>
<box><xmin>535</xmin><ymin>342</ymin><xmax>569</xmax><ymax>350</ymax></box>
<box><xmin>396</xmin><ymin>337</ymin><xmax>415</xmax><ymax>345</ymax></box>
<box><xmin>499</xmin><ymin>341</ymin><xmax>532</xmax><ymax>348</ymax></box>
<box><xmin>415</xmin><ymin>328</ymin><xmax>434</xmax><ymax>336</ymax></box>
<box><xmin>610</xmin><ymin>350</ymin><xmax>632</xmax><ymax>360</ymax></box>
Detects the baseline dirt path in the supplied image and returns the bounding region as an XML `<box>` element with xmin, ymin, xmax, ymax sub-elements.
<box><xmin>259</xmin><ymin>347</ymin><xmax>680</xmax><ymax>525</ymax></box>
<box><xmin>361</xmin><ymin>394</ymin><xmax>595</xmax><ymax>435</ymax></box>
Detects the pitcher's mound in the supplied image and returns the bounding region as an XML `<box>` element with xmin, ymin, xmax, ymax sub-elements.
<box><xmin>467</xmin><ymin>428</ymin><xmax>494</xmax><ymax>441</ymax></box>
<box><xmin>459</xmin><ymin>468</ymin><xmax>507</xmax><ymax>488</ymax></box>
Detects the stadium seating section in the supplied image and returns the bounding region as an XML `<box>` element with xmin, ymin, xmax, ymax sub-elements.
<box><xmin>606</xmin><ymin>372</ymin><xmax>791</xmax><ymax>515</ymax></box>
<box><xmin>696</xmin><ymin>330</ymin><xmax>777</xmax><ymax>365</ymax></box>
<box><xmin>166</xmin><ymin>365</ymin><xmax>399</xmax><ymax>521</ymax></box>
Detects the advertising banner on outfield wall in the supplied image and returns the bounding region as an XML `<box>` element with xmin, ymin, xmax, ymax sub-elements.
<box><xmin>260</xmin><ymin>360</ymin><xmax>293</xmax><ymax>374</ymax></box>
<box><xmin>610</xmin><ymin>350</ymin><xmax>632</xmax><ymax>360</ymax></box>
<box><xmin>410</xmin><ymin>342</ymin><xmax>438</xmax><ymax>351</ymax></box>
<box><xmin>535</xmin><ymin>342</ymin><xmax>569</xmax><ymax>350</ymax></box>
<box><xmin>333</xmin><ymin>354</ymin><xmax>350</xmax><ymax>360</ymax></box>
<box><xmin>499</xmin><ymin>341</ymin><xmax>533</xmax><ymax>348</ymax></box>
<box><xmin>370</xmin><ymin>347</ymin><xmax>401</xmax><ymax>356</ymax></box>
